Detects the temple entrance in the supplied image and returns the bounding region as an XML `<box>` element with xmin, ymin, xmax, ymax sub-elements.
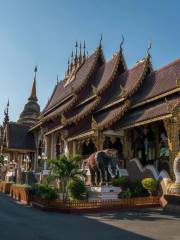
<box><xmin>126</xmin><ymin>121</ymin><xmax>170</xmax><ymax>173</ymax></box>
<box><xmin>102</xmin><ymin>130</ymin><xmax>124</xmax><ymax>168</ymax></box>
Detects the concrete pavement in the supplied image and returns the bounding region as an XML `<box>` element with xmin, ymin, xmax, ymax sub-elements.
<box><xmin>0</xmin><ymin>193</ymin><xmax>180</xmax><ymax>240</ymax></box>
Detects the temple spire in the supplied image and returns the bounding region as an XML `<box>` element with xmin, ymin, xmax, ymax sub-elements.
<box><xmin>119</xmin><ymin>35</ymin><xmax>124</xmax><ymax>53</ymax></box>
<box><xmin>70</xmin><ymin>51</ymin><xmax>74</xmax><ymax>71</ymax></box>
<box><xmin>99</xmin><ymin>34</ymin><xmax>103</xmax><ymax>49</ymax></box>
<box><xmin>67</xmin><ymin>58</ymin><xmax>70</xmax><ymax>75</ymax></box>
<box><xmin>83</xmin><ymin>40</ymin><xmax>86</xmax><ymax>61</ymax></box>
<box><xmin>29</xmin><ymin>66</ymin><xmax>38</xmax><ymax>101</ymax></box>
<box><xmin>74</xmin><ymin>41</ymin><xmax>78</xmax><ymax>66</ymax></box>
<box><xmin>146</xmin><ymin>41</ymin><xmax>152</xmax><ymax>58</ymax></box>
<box><xmin>79</xmin><ymin>42</ymin><xmax>82</xmax><ymax>64</ymax></box>
<box><xmin>3</xmin><ymin>99</ymin><xmax>9</xmax><ymax>125</ymax></box>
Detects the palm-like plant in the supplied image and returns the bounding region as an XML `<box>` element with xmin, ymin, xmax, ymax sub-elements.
<box><xmin>49</xmin><ymin>154</ymin><xmax>86</xmax><ymax>201</ymax></box>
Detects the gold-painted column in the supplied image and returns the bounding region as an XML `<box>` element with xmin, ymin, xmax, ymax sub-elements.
<box><xmin>164</xmin><ymin>115</ymin><xmax>180</xmax><ymax>179</ymax></box>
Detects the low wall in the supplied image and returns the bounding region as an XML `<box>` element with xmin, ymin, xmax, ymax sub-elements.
<box><xmin>127</xmin><ymin>158</ymin><xmax>172</xmax><ymax>207</ymax></box>
<box><xmin>10</xmin><ymin>184</ymin><xmax>30</xmax><ymax>203</ymax></box>
<box><xmin>0</xmin><ymin>182</ymin><xmax>13</xmax><ymax>194</ymax></box>
<box><xmin>31</xmin><ymin>196</ymin><xmax>160</xmax><ymax>213</ymax></box>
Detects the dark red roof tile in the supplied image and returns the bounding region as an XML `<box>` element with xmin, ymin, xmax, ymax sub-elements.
<box><xmin>6</xmin><ymin>123</ymin><xmax>35</xmax><ymax>150</ymax></box>
<box><xmin>95</xmin><ymin>100</ymin><xmax>131</xmax><ymax>130</ymax></box>
<box><xmin>97</xmin><ymin>59</ymin><xmax>148</xmax><ymax>109</ymax></box>
<box><xmin>65</xmin><ymin>97</ymin><xmax>101</xmax><ymax>126</ymax></box>
<box><xmin>43</xmin><ymin>95</ymin><xmax>77</xmax><ymax>120</ymax></box>
<box><xmin>115</xmin><ymin>95</ymin><xmax>180</xmax><ymax>129</ymax></box>
<box><xmin>44</xmin><ymin>51</ymin><xmax>99</xmax><ymax>112</ymax></box>
<box><xmin>97</xmin><ymin>53</ymin><xmax>120</xmax><ymax>93</ymax></box>
<box><xmin>132</xmin><ymin>58</ymin><xmax>180</xmax><ymax>104</ymax></box>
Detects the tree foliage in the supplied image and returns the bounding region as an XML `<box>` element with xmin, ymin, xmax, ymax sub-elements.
<box><xmin>49</xmin><ymin>154</ymin><xmax>86</xmax><ymax>201</ymax></box>
<box><xmin>67</xmin><ymin>178</ymin><xmax>86</xmax><ymax>200</ymax></box>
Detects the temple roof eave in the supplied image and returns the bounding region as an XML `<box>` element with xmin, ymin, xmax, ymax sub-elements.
<box><xmin>43</xmin><ymin>47</ymin><xmax>104</xmax><ymax>114</ymax></box>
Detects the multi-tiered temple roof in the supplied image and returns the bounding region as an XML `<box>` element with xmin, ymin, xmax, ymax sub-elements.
<box><xmin>30</xmin><ymin>39</ymin><xmax>179</xmax><ymax>140</ymax></box>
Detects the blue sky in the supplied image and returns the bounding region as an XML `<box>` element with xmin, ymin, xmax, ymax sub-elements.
<box><xmin>0</xmin><ymin>0</ymin><xmax>179</xmax><ymax>122</ymax></box>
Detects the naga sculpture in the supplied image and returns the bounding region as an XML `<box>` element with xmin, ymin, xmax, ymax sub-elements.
<box><xmin>173</xmin><ymin>151</ymin><xmax>180</xmax><ymax>184</ymax></box>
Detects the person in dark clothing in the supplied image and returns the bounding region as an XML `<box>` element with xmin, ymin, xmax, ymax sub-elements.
<box><xmin>82</xmin><ymin>139</ymin><xmax>96</xmax><ymax>156</ymax></box>
<box><xmin>88</xmin><ymin>139</ymin><xmax>96</xmax><ymax>154</ymax></box>
<box><xmin>103</xmin><ymin>137</ymin><xmax>113</xmax><ymax>149</ymax></box>
<box><xmin>112</xmin><ymin>138</ymin><xmax>123</xmax><ymax>155</ymax></box>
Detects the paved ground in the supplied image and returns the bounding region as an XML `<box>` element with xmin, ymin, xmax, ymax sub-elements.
<box><xmin>0</xmin><ymin>193</ymin><xmax>180</xmax><ymax>240</ymax></box>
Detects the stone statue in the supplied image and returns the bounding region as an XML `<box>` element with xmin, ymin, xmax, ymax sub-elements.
<box><xmin>86</xmin><ymin>149</ymin><xmax>118</xmax><ymax>186</ymax></box>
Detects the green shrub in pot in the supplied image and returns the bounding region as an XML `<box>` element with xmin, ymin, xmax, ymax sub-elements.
<box><xmin>141</xmin><ymin>178</ymin><xmax>158</xmax><ymax>196</ymax></box>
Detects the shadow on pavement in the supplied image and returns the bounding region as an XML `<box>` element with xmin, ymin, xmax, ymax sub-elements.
<box><xmin>86</xmin><ymin>207</ymin><xmax>180</xmax><ymax>222</ymax></box>
<box><xmin>0</xmin><ymin>193</ymin><xmax>153</xmax><ymax>240</ymax></box>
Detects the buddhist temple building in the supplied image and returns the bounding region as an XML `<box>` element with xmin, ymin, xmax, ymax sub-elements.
<box><xmin>1</xmin><ymin>38</ymin><xmax>180</xmax><ymax>181</ymax></box>
<box><xmin>1</xmin><ymin>68</ymin><xmax>40</xmax><ymax>174</ymax></box>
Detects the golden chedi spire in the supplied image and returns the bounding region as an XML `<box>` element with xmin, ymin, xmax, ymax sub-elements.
<box><xmin>29</xmin><ymin>66</ymin><xmax>38</xmax><ymax>102</ymax></box>
<box><xmin>18</xmin><ymin>66</ymin><xmax>40</xmax><ymax>125</ymax></box>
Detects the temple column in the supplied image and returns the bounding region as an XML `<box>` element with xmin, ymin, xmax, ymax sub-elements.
<box><xmin>43</xmin><ymin>136</ymin><xmax>48</xmax><ymax>170</ymax></box>
<box><xmin>64</xmin><ymin>140</ymin><xmax>69</xmax><ymax>157</ymax></box>
<box><xmin>73</xmin><ymin>141</ymin><xmax>76</xmax><ymax>155</ymax></box>
<box><xmin>50</xmin><ymin>134</ymin><xmax>54</xmax><ymax>159</ymax></box>
<box><xmin>164</xmin><ymin>114</ymin><xmax>180</xmax><ymax>178</ymax></box>
<box><xmin>95</xmin><ymin>130</ymin><xmax>103</xmax><ymax>151</ymax></box>
<box><xmin>123</xmin><ymin>130</ymin><xmax>129</xmax><ymax>160</ymax></box>
<box><xmin>123</xmin><ymin>129</ymin><xmax>133</xmax><ymax>160</ymax></box>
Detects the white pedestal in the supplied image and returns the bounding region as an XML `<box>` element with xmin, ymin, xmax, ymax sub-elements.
<box><xmin>87</xmin><ymin>185</ymin><xmax>121</xmax><ymax>200</ymax></box>
<box><xmin>42</xmin><ymin>170</ymin><xmax>50</xmax><ymax>175</ymax></box>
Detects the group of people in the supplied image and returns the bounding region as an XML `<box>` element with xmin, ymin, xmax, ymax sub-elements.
<box><xmin>103</xmin><ymin>137</ymin><xmax>123</xmax><ymax>157</ymax></box>
<box><xmin>81</xmin><ymin>137</ymin><xmax>123</xmax><ymax>158</ymax></box>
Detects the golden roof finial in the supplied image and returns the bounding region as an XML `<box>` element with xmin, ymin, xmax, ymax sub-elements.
<box><xmin>99</xmin><ymin>33</ymin><xmax>103</xmax><ymax>49</ymax></box>
<box><xmin>67</xmin><ymin>58</ymin><xmax>70</xmax><ymax>75</ymax></box>
<box><xmin>70</xmin><ymin>51</ymin><xmax>74</xmax><ymax>71</ymax></box>
<box><xmin>120</xmin><ymin>34</ymin><xmax>124</xmax><ymax>52</ymax></box>
<box><xmin>74</xmin><ymin>41</ymin><xmax>78</xmax><ymax>66</ymax></box>
<box><xmin>79</xmin><ymin>42</ymin><xmax>82</xmax><ymax>64</ymax></box>
<box><xmin>34</xmin><ymin>65</ymin><xmax>38</xmax><ymax>73</ymax></box>
<box><xmin>83</xmin><ymin>40</ymin><xmax>86</xmax><ymax>61</ymax></box>
<box><xmin>147</xmin><ymin>40</ymin><xmax>152</xmax><ymax>57</ymax></box>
